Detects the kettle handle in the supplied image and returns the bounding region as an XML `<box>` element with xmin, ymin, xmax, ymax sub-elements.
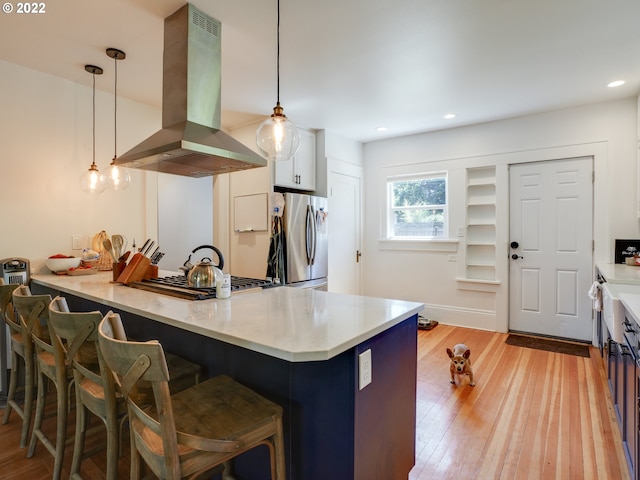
<box><xmin>190</xmin><ymin>245</ymin><xmax>224</xmax><ymax>270</ymax></box>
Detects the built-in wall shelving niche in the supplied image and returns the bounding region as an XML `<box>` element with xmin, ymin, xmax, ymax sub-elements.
<box><xmin>465</xmin><ymin>167</ymin><xmax>497</xmax><ymax>281</ymax></box>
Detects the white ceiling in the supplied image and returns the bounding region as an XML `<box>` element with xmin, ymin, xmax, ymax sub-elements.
<box><xmin>2</xmin><ymin>0</ymin><xmax>640</xmax><ymax>143</ymax></box>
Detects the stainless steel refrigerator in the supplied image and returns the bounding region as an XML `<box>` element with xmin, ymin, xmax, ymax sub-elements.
<box><xmin>283</xmin><ymin>192</ymin><xmax>328</xmax><ymax>289</ymax></box>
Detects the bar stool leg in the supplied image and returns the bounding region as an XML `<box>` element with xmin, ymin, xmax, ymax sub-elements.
<box><xmin>2</xmin><ymin>352</ymin><xmax>34</xmax><ymax>449</ymax></box>
<box><xmin>105</xmin><ymin>406</ymin><xmax>119</xmax><ymax>480</ymax></box>
<box><xmin>130</xmin><ymin>426</ymin><xmax>142</xmax><ymax>480</ymax></box>
<box><xmin>1</xmin><ymin>351</ymin><xmax>17</xmax><ymax>424</ymax></box>
<box><xmin>53</xmin><ymin>381</ymin><xmax>68</xmax><ymax>480</ymax></box>
<box><xmin>27</xmin><ymin>368</ymin><xmax>46</xmax><ymax>458</ymax></box>
<box><xmin>22</xmin><ymin>359</ymin><xmax>35</xmax><ymax>449</ymax></box>
<box><xmin>27</xmin><ymin>372</ymin><xmax>68</xmax><ymax>480</ymax></box>
<box><xmin>70</xmin><ymin>398</ymin><xmax>87</xmax><ymax>479</ymax></box>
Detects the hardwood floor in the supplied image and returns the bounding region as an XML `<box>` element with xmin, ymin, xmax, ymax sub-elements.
<box><xmin>0</xmin><ymin>325</ymin><xmax>630</xmax><ymax>479</ymax></box>
<box><xmin>410</xmin><ymin>325</ymin><xmax>629</xmax><ymax>480</ymax></box>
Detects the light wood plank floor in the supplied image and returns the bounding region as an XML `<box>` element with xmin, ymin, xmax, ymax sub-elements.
<box><xmin>0</xmin><ymin>325</ymin><xmax>630</xmax><ymax>479</ymax></box>
<box><xmin>410</xmin><ymin>325</ymin><xmax>629</xmax><ymax>480</ymax></box>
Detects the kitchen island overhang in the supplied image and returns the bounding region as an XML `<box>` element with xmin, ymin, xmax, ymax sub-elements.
<box><xmin>31</xmin><ymin>272</ymin><xmax>423</xmax><ymax>480</ymax></box>
<box><xmin>31</xmin><ymin>271</ymin><xmax>423</xmax><ymax>362</ymax></box>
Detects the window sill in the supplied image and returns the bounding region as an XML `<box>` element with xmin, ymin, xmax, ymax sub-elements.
<box><xmin>378</xmin><ymin>238</ymin><xmax>459</xmax><ymax>252</ymax></box>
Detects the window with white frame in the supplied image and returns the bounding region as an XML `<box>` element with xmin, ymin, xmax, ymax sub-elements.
<box><xmin>387</xmin><ymin>172</ymin><xmax>447</xmax><ymax>238</ymax></box>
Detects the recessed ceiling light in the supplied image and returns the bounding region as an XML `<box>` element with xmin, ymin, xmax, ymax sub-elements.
<box><xmin>444</xmin><ymin>113</ymin><xmax>456</xmax><ymax>119</ymax></box>
<box><xmin>375</xmin><ymin>126</ymin><xmax>388</xmax><ymax>132</ymax></box>
<box><xmin>608</xmin><ymin>80</ymin><xmax>625</xmax><ymax>88</ymax></box>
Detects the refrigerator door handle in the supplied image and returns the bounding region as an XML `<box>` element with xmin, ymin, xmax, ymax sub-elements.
<box><xmin>310</xmin><ymin>206</ymin><xmax>317</xmax><ymax>265</ymax></box>
<box><xmin>305</xmin><ymin>206</ymin><xmax>314</xmax><ymax>265</ymax></box>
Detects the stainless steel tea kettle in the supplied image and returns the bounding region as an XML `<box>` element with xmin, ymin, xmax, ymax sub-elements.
<box><xmin>179</xmin><ymin>245</ymin><xmax>225</xmax><ymax>288</ymax></box>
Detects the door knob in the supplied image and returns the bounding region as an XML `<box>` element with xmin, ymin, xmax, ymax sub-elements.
<box><xmin>511</xmin><ymin>254</ymin><xmax>523</xmax><ymax>260</ymax></box>
<box><xmin>510</xmin><ymin>241</ymin><xmax>519</xmax><ymax>249</ymax></box>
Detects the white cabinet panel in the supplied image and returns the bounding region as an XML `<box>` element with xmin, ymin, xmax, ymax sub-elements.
<box><xmin>274</xmin><ymin>129</ymin><xmax>316</xmax><ymax>191</ymax></box>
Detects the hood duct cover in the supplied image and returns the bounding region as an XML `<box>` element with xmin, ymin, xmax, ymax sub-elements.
<box><xmin>115</xmin><ymin>3</ymin><xmax>267</xmax><ymax>177</ymax></box>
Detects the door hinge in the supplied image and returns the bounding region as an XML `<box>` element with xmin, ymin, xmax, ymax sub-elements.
<box><xmin>356</xmin><ymin>250</ymin><xmax>362</xmax><ymax>263</ymax></box>
<box><xmin>592</xmin><ymin>171</ymin><xmax>595</xmax><ymax>183</ymax></box>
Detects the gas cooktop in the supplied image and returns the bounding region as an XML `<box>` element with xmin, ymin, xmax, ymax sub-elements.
<box><xmin>129</xmin><ymin>275</ymin><xmax>275</xmax><ymax>300</ymax></box>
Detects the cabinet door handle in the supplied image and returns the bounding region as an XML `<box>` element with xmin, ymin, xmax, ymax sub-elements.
<box><xmin>618</xmin><ymin>343</ymin><xmax>631</xmax><ymax>356</ymax></box>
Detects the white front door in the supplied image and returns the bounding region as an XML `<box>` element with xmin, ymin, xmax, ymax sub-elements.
<box><xmin>329</xmin><ymin>171</ymin><xmax>361</xmax><ymax>294</ymax></box>
<box><xmin>509</xmin><ymin>158</ymin><xmax>593</xmax><ymax>341</ymax></box>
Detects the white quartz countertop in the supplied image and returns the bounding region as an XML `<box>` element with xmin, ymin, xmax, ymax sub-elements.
<box><xmin>621</xmin><ymin>294</ymin><xmax>640</xmax><ymax>327</ymax></box>
<box><xmin>596</xmin><ymin>263</ymin><xmax>640</xmax><ymax>284</ymax></box>
<box><xmin>31</xmin><ymin>272</ymin><xmax>424</xmax><ymax>363</ymax></box>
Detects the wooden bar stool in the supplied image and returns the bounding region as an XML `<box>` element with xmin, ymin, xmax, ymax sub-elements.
<box><xmin>0</xmin><ymin>282</ymin><xmax>32</xmax><ymax>448</ymax></box>
<box><xmin>45</xmin><ymin>300</ymin><xmax>202</xmax><ymax>479</ymax></box>
<box><xmin>98</xmin><ymin>311</ymin><xmax>203</xmax><ymax>403</ymax></box>
<box><xmin>98</xmin><ymin>313</ymin><xmax>287</xmax><ymax>480</ymax></box>
<box><xmin>12</xmin><ymin>286</ymin><xmax>71</xmax><ymax>480</ymax></box>
<box><xmin>48</xmin><ymin>296</ymin><xmax>127</xmax><ymax>480</ymax></box>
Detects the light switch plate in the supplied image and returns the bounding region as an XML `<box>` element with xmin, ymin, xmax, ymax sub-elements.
<box><xmin>359</xmin><ymin>349</ymin><xmax>372</xmax><ymax>390</ymax></box>
<box><xmin>72</xmin><ymin>235</ymin><xmax>83</xmax><ymax>250</ymax></box>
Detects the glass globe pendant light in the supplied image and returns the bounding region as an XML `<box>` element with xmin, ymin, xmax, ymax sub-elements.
<box><xmin>101</xmin><ymin>48</ymin><xmax>131</xmax><ymax>191</ymax></box>
<box><xmin>256</xmin><ymin>0</ymin><xmax>300</xmax><ymax>162</ymax></box>
<box><xmin>80</xmin><ymin>65</ymin><xmax>106</xmax><ymax>194</ymax></box>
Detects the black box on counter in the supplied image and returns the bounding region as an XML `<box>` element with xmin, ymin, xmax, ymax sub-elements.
<box><xmin>615</xmin><ymin>239</ymin><xmax>640</xmax><ymax>264</ymax></box>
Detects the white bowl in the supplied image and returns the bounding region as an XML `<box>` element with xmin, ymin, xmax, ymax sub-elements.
<box><xmin>46</xmin><ymin>257</ymin><xmax>81</xmax><ymax>273</ymax></box>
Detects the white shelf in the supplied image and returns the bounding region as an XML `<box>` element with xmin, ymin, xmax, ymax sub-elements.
<box><xmin>467</xmin><ymin>184</ymin><xmax>496</xmax><ymax>205</ymax></box>
<box><xmin>467</xmin><ymin>220</ymin><xmax>495</xmax><ymax>226</ymax></box>
<box><xmin>464</xmin><ymin>167</ymin><xmax>497</xmax><ymax>282</ymax></box>
<box><xmin>466</xmin><ymin>167</ymin><xmax>496</xmax><ymax>186</ymax></box>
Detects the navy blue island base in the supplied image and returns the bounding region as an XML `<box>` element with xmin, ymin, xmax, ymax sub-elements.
<box><xmin>32</xmin><ymin>285</ymin><xmax>418</xmax><ymax>480</ymax></box>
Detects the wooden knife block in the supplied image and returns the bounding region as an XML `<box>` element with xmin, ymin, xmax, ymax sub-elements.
<box><xmin>116</xmin><ymin>254</ymin><xmax>151</xmax><ymax>285</ymax></box>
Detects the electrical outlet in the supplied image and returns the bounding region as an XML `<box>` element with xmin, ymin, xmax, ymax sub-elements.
<box><xmin>72</xmin><ymin>235</ymin><xmax>83</xmax><ymax>250</ymax></box>
<box><xmin>359</xmin><ymin>349</ymin><xmax>372</xmax><ymax>390</ymax></box>
<box><xmin>457</xmin><ymin>226</ymin><xmax>465</xmax><ymax>237</ymax></box>
<box><xmin>448</xmin><ymin>255</ymin><xmax>457</xmax><ymax>262</ymax></box>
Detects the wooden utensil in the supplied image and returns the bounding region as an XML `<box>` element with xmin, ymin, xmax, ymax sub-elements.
<box><xmin>102</xmin><ymin>238</ymin><xmax>117</xmax><ymax>262</ymax></box>
<box><xmin>112</xmin><ymin>235</ymin><xmax>126</xmax><ymax>259</ymax></box>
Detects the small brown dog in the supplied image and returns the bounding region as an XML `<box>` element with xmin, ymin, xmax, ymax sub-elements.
<box><xmin>446</xmin><ymin>343</ymin><xmax>475</xmax><ymax>386</ymax></box>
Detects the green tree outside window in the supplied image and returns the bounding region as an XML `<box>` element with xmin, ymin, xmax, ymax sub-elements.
<box><xmin>389</xmin><ymin>175</ymin><xmax>447</xmax><ymax>238</ymax></box>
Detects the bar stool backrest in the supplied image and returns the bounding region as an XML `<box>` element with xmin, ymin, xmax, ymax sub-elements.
<box><xmin>0</xmin><ymin>283</ymin><xmax>19</xmax><ymax>331</ymax></box>
<box><xmin>48</xmin><ymin>297</ymin><xmax>113</xmax><ymax>396</ymax></box>
<box><xmin>12</xmin><ymin>286</ymin><xmax>52</xmax><ymax>352</ymax></box>
<box><xmin>98</xmin><ymin>314</ymin><xmax>181</xmax><ymax>477</ymax></box>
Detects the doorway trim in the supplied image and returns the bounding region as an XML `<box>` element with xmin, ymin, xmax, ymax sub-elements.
<box><xmin>492</xmin><ymin>141</ymin><xmax>608</xmax><ymax>339</ymax></box>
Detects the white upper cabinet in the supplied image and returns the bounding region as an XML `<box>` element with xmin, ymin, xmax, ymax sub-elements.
<box><xmin>274</xmin><ymin>128</ymin><xmax>316</xmax><ymax>191</ymax></box>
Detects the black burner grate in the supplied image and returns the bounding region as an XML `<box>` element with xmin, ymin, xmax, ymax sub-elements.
<box><xmin>129</xmin><ymin>275</ymin><xmax>275</xmax><ymax>300</ymax></box>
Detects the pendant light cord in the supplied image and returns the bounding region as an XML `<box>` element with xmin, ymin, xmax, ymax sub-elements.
<box><xmin>113</xmin><ymin>54</ymin><xmax>118</xmax><ymax>158</ymax></box>
<box><xmin>276</xmin><ymin>0</ymin><xmax>280</xmax><ymax>106</ymax></box>
<box><xmin>92</xmin><ymin>72</ymin><xmax>96</xmax><ymax>167</ymax></box>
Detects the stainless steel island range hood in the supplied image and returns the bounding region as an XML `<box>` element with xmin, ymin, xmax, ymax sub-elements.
<box><xmin>115</xmin><ymin>3</ymin><xmax>266</xmax><ymax>177</ymax></box>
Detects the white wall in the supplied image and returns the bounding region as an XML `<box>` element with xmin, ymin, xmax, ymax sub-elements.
<box><xmin>0</xmin><ymin>59</ymin><xmax>160</xmax><ymax>273</ymax></box>
<box><xmin>224</xmin><ymin>121</ymin><xmax>273</xmax><ymax>279</ymax></box>
<box><xmin>157</xmin><ymin>174</ymin><xmax>214</xmax><ymax>271</ymax></box>
<box><xmin>363</xmin><ymin>99</ymin><xmax>639</xmax><ymax>331</ymax></box>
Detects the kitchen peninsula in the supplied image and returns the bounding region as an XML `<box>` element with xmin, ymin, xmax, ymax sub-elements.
<box><xmin>31</xmin><ymin>272</ymin><xmax>423</xmax><ymax>480</ymax></box>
